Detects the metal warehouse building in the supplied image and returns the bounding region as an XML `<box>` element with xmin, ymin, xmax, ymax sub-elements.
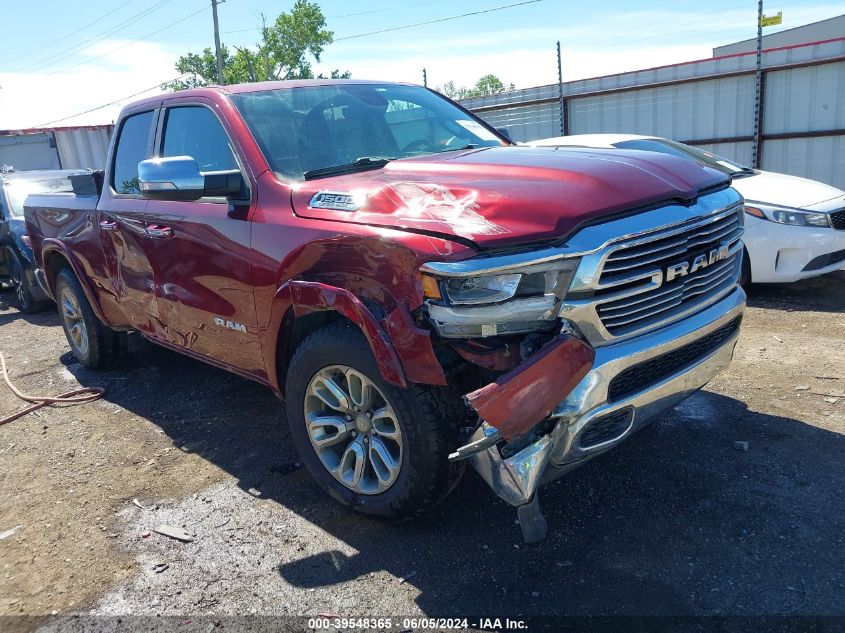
<box><xmin>460</xmin><ymin>23</ymin><xmax>845</xmax><ymax>190</ymax></box>
<box><xmin>0</xmin><ymin>125</ymin><xmax>113</xmax><ymax>172</ymax></box>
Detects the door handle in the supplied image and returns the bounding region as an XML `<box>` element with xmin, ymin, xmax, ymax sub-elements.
<box><xmin>146</xmin><ymin>224</ymin><xmax>174</xmax><ymax>239</ymax></box>
<box><xmin>99</xmin><ymin>220</ymin><xmax>118</xmax><ymax>232</ymax></box>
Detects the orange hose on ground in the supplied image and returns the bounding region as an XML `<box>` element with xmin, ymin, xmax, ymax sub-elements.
<box><xmin>0</xmin><ymin>352</ymin><xmax>104</xmax><ymax>426</ymax></box>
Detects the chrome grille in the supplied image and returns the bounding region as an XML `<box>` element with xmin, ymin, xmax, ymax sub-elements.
<box><xmin>593</xmin><ymin>205</ymin><xmax>743</xmax><ymax>337</ymax></box>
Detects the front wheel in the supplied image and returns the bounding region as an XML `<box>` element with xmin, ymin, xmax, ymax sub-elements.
<box><xmin>285</xmin><ymin>322</ymin><xmax>461</xmax><ymax>520</ymax></box>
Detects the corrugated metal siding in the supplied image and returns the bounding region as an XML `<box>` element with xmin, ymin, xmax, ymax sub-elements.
<box><xmin>480</xmin><ymin>102</ymin><xmax>561</xmax><ymax>142</ymax></box>
<box><xmin>692</xmin><ymin>141</ymin><xmax>754</xmax><ymax>167</ymax></box>
<box><xmin>568</xmin><ymin>76</ymin><xmax>755</xmax><ymax>141</ymax></box>
<box><xmin>462</xmin><ymin>38</ymin><xmax>845</xmax><ymax>188</ymax></box>
<box><xmin>54</xmin><ymin>126</ymin><xmax>113</xmax><ymax>170</ymax></box>
<box><xmin>0</xmin><ymin>132</ymin><xmax>61</xmax><ymax>171</ymax></box>
<box><xmin>762</xmin><ymin>136</ymin><xmax>845</xmax><ymax>190</ymax></box>
<box><xmin>0</xmin><ymin>126</ymin><xmax>112</xmax><ymax>172</ymax></box>
<box><xmin>461</xmin><ymin>84</ymin><xmax>559</xmax><ymax>110</ymax></box>
<box><xmin>764</xmin><ymin>61</ymin><xmax>845</xmax><ymax>134</ymax></box>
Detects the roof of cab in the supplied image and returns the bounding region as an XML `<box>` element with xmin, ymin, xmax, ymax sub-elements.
<box><xmin>126</xmin><ymin>79</ymin><xmax>419</xmax><ymax>111</ymax></box>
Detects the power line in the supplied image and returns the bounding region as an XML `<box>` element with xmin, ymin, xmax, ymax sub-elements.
<box><xmin>330</xmin><ymin>1</ymin><xmax>446</xmax><ymax>21</ymax></box>
<box><xmin>223</xmin><ymin>0</ymin><xmax>540</xmax><ymax>37</ymax></box>
<box><xmin>221</xmin><ymin>4</ymin><xmax>413</xmax><ymax>34</ymax></box>
<box><xmin>32</xmin><ymin>0</ymin><xmax>545</xmax><ymax>127</ymax></box>
<box><xmin>334</xmin><ymin>0</ymin><xmax>543</xmax><ymax>41</ymax></box>
<box><xmin>13</xmin><ymin>0</ymin><xmax>176</xmax><ymax>74</ymax></box>
<box><xmin>44</xmin><ymin>5</ymin><xmax>210</xmax><ymax>77</ymax></box>
<box><xmin>34</xmin><ymin>75</ymin><xmax>186</xmax><ymax>128</ymax></box>
<box><xmin>3</xmin><ymin>0</ymin><xmax>138</xmax><ymax>66</ymax></box>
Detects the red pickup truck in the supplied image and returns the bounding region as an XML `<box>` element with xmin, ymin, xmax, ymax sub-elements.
<box><xmin>25</xmin><ymin>80</ymin><xmax>745</xmax><ymax>541</ymax></box>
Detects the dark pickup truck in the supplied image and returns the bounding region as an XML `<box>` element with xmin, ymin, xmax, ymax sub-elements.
<box><xmin>25</xmin><ymin>80</ymin><xmax>745</xmax><ymax>541</ymax></box>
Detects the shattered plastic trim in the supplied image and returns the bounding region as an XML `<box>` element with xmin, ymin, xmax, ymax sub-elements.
<box><xmin>465</xmin><ymin>335</ymin><xmax>595</xmax><ymax>440</ymax></box>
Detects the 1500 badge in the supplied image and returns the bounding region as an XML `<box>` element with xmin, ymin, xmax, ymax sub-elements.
<box><xmin>309</xmin><ymin>191</ymin><xmax>363</xmax><ymax>211</ymax></box>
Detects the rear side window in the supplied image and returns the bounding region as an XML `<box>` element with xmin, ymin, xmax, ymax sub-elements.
<box><xmin>112</xmin><ymin>111</ymin><xmax>154</xmax><ymax>195</ymax></box>
<box><xmin>161</xmin><ymin>106</ymin><xmax>237</xmax><ymax>172</ymax></box>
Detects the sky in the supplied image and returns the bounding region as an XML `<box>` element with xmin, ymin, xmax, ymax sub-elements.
<box><xmin>1</xmin><ymin>0</ymin><xmax>844</xmax><ymax>129</ymax></box>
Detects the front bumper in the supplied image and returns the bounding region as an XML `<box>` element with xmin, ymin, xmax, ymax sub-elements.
<box><xmin>744</xmin><ymin>215</ymin><xmax>845</xmax><ymax>283</ymax></box>
<box><xmin>469</xmin><ymin>286</ymin><xmax>746</xmax><ymax>507</ymax></box>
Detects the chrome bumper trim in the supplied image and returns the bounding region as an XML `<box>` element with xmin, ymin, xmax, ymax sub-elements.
<box><xmin>469</xmin><ymin>286</ymin><xmax>746</xmax><ymax>507</ymax></box>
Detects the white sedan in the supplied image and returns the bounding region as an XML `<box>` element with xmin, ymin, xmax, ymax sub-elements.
<box><xmin>528</xmin><ymin>134</ymin><xmax>845</xmax><ymax>284</ymax></box>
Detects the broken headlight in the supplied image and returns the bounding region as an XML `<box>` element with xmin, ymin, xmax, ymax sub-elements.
<box><xmin>420</xmin><ymin>257</ymin><xmax>580</xmax><ymax>338</ymax></box>
<box><xmin>443</xmin><ymin>273</ymin><xmax>522</xmax><ymax>305</ymax></box>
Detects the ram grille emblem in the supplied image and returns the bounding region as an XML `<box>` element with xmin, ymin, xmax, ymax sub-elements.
<box><xmin>665</xmin><ymin>243</ymin><xmax>731</xmax><ymax>282</ymax></box>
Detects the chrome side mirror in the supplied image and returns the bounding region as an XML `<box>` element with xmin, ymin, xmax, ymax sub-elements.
<box><xmin>138</xmin><ymin>156</ymin><xmax>243</xmax><ymax>201</ymax></box>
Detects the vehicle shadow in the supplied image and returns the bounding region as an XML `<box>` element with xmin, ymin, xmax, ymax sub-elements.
<box><xmin>61</xmin><ymin>334</ymin><xmax>845</xmax><ymax>616</ymax></box>
<box><xmin>746</xmin><ymin>270</ymin><xmax>845</xmax><ymax>314</ymax></box>
<box><xmin>0</xmin><ymin>290</ymin><xmax>59</xmax><ymax>328</ymax></box>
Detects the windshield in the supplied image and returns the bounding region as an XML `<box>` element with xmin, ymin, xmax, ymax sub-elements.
<box><xmin>613</xmin><ymin>138</ymin><xmax>754</xmax><ymax>177</ymax></box>
<box><xmin>3</xmin><ymin>176</ymin><xmax>75</xmax><ymax>218</ymax></box>
<box><xmin>231</xmin><ymin>83</ymin><xmax>506</xmax><ymax>181</ymax></box>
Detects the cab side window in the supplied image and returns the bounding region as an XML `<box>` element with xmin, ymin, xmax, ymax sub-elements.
<box><xmin>161</xmin><ymin>106</ymin><xmax>237</xmax><ymax>172</ymax></box>
<box><xmin>111</xmin><ymin>111</ymin><xmax>154</xmax><ymax>195</ymax></box>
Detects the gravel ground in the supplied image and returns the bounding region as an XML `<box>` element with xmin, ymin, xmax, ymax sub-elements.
<box><xmin>0</xmin><ymin>272</ymin><xmax>843</xmax><ymax>629</ymax></box>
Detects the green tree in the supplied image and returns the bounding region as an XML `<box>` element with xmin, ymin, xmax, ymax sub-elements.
<box><xmin>436</xmin><ymin>74</ymin><xmax>515</xmax><ymax>100</ymax></box>
<box><xmin>439</xmin><ymin>80</ymin><xmax>470</xmax><ymax>100</ymax></box>
<box><xmin>164</xmin><ymin>0</ymin><xmax>348</xmax><ymax>90</ymax></box>
<box><xmin>472</xmin><ymin>74</ymin><xmax>514</xmax><ymax>96</ymax></box>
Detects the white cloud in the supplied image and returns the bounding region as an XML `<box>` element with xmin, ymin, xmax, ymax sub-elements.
<box><xmin>2</xmin><ymin>2</ymin><xmax>843</xmax><ymax>128</ymax></box>
<box><xmin>0</xmin><ymin>40</ymin><xmax>179</xmax><ymax>129</ymax></box>
<box><xmin>317</xmin><ymin>43</ymin><xmax>714</xmax><ymax>90</ymax></box>
<box><xmin>319</xmin><ymin>1</ymin><xmax>845</xmax><ymax>89</ymax></box>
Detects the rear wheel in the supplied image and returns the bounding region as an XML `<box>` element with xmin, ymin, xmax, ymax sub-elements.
<box><xmin>9</xmin><ymin>253</ymin><xmax>49</xmax><ymax>314</ymax></box>
<box><xmin>55</xmin><ymin>268</ymin><xmax>126</xmax><ymax>369</ymax></box>
<box><xmin>285</xmin><ymin>322</ymin><xmax>461</xmax><ymax>520</ymax></box>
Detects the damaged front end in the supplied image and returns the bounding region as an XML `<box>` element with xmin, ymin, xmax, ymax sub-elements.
<box><xmin>419</xmin><ymin>189</ymin><xmax>747</xmax><ymax>542</ymax></box>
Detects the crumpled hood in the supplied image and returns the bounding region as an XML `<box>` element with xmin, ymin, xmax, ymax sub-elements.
<box><xmin>291</xmin><ymin>146</ymin><xmax>729</xmax><ymax>248</ymax></box>
<box><xmin>733</xmin><ymin>169</ymin><xmax>845</xmax><ymax>210</ymax></box>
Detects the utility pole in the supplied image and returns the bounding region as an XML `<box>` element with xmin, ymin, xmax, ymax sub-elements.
<box><xmin>751</xmin><ymin>0</ymin><xmax>764</xmax><ymax>167</ymax></box>
<box><xmin>211</xmin><ymin>0</ymin><xmax>225</xmax><ymax>85</ymax></box>
<box><xmin>556</xmin><ymin>41</ymin><xmax>565</xmax><ymax>136</ymax></box>
<box><xmin>422</xmin><ymin>68</ymin><xmax>428</xmax><ymax>88</ymax></box>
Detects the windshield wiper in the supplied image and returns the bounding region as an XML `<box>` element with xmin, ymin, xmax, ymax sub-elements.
<box><xmin>433</xmin><ymin>144</ymin><xmax>481</xmax><ymax>154</ymax></box>
<box><xmin>303</xmin><ymin>156</ymin><xmax>394</xmax><ymax>180</ymax></box>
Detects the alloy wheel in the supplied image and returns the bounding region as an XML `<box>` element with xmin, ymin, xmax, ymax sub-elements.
<box><xmin>304</xmin><ymin>365</ymin><xmax>404</xmax><ymax>495</ymax></box>
<box><xmin>10</xmin><ymin>261</ymin><xmax>29</xmax><ymax>311</ymax></box>
<box><xmin>61</xmin><ymin>286</ymin><xmax>89</xmax><ymax>357</ymax></box>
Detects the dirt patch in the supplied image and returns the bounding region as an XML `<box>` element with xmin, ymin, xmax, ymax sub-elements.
<box><xmin>0</xmin><ymin>273</ymin><xmax>843</xmax><ymax>621</ymax></box>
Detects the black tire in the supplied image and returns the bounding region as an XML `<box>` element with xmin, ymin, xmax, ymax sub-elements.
<box><xmin>285</xmin><ymin>321</ymin><xmax>462</xmax><ymax>520</ymax></box>
<box><xmin>9</xmin><ymin>253</ymin><xmax>49</xmax><ymax>314</ymax></box>
<box><xmin>739</xmin><ymin>247</ymin><xmax>752</xmax><ymax>288</ymax></box>
<box><xmin>55</xmin><ymin>267</ymin><xmax>125</xmax><ymax>369</ymax></box>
